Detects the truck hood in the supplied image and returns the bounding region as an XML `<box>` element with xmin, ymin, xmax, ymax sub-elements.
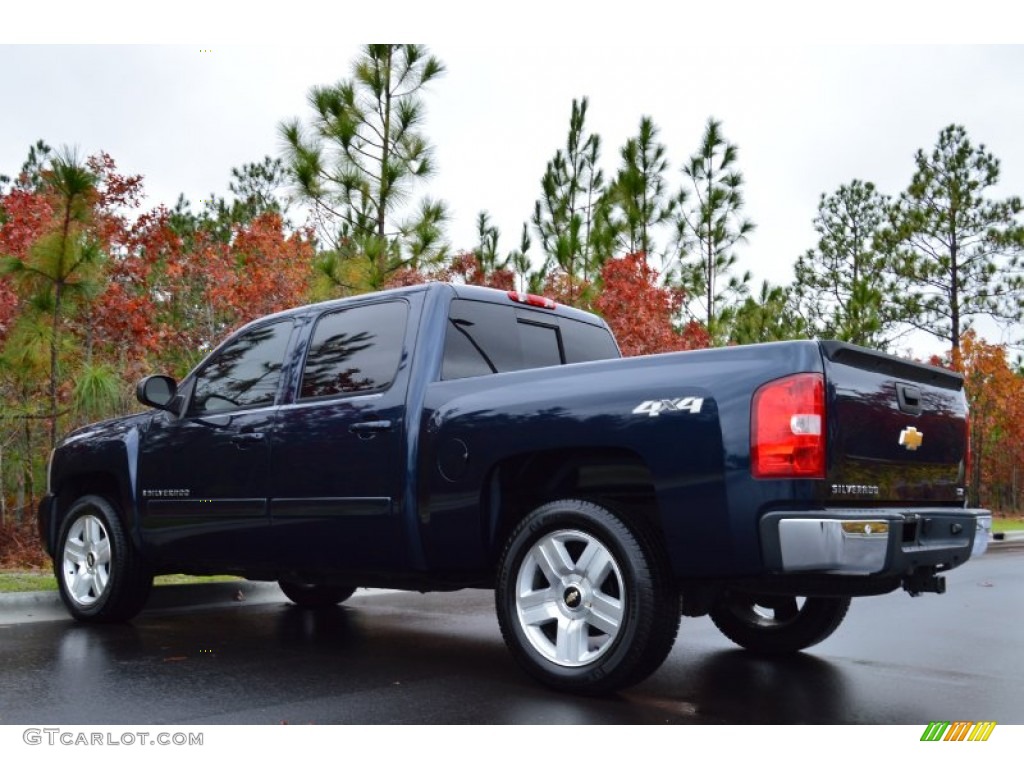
<box><xmin>59</xmin><ymin>411</ymin><xmax>154</xmax><ymax>448</ymax></box>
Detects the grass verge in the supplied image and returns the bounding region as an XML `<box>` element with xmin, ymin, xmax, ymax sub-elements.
<box><xmin>992</xmin><ymin>517</ymin><xmax>1024</xmax><ymax>533</ymax></box>
<box><xmin>0</xmin><ymin>572</ymin><xmax>238</xmax><ymax>594</ymax></box>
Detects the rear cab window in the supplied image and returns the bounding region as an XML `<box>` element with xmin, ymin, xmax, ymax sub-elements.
<box><xmin>442</xmin><ymin>299</ymin><xmax>618</xmax><ymax>381</ymax></box>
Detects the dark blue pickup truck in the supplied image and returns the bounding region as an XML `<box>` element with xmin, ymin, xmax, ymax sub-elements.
<box><xmin>38</xmin><ymin>282</ymin><xmax>991</xmax><ymax>693</ymax></box>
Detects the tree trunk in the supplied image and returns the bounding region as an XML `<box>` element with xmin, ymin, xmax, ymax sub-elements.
<box><xmin>50</xmin><ymin>280</ymin><xmax>62</xmax><ymax>451</ymax></box>
<box><xmin>376</xmin><ymin>45</ymin><xmax>394</xmax><ymax>281</ymax></box>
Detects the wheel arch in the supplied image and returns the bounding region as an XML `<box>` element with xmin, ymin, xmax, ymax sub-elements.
<box><xmin>483</xmin><ymin>447</ymin><xmax>666</xmax><ymax>570</ymax></box>
<box><xmin>49</xmin><ymin>471</ymin><xmax>135</xmax><ymax>554</ymax></box>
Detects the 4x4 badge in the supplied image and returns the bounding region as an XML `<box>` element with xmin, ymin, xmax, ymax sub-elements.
<box><xmin>899</xmin><ymin>426</ymin><xmax>924</xmax><ymax>451</ymax></box>
<box><xmin>633</xmin><ymin>397</ymin><xmax>704</xmax><ymax>417</ymax></box>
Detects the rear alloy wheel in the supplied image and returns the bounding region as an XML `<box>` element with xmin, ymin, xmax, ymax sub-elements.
<box><xmin>56</xmin><ymin>495</ymin><xmax>152</xmax><ymax>623</ymax></box>
<box><xmin>496</xmin><ymin>499</ymin><xmax>680</xmax><ymax>695</ymax></box>
<box><xmin>709</xmin><ymin>592</ymin><xmax>851</xmax><ymax>654</ymax></box>
<box><xmin>516</xmin><ymin>528</ymin><xmax>625</xmax><ymax>667</ymax></box>
<box><xmin>278</xmin><ymin>580</ymin><xmax>356</xmax><ymax>608</ymax></box>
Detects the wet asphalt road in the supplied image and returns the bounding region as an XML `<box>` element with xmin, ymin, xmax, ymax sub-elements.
<box><xmin>1</xmin><ymin>549</ymin><xmax>1021</xmax><ymax>725</ymax></box>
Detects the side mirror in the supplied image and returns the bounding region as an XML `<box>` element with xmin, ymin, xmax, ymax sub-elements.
<box><xmin>136</xmin><ymin>375</ymin><xmax>178</xmax><ymax>410</ymax></box>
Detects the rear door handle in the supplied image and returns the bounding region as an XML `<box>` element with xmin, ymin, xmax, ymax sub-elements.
<box><xmin>350</xmin><ymin>420</ymin><xmax>393</xmax><ymax>437</ymax></box>
<box><xmin>230</xmin><ymin>432</ymin><xmax>265</xmax><ymax>448</ymax></box>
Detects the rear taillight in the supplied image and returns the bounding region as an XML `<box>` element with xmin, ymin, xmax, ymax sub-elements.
<box><xmin>752</xmin><ymin>373</ymin><xmax>826</xmax><ymax>479</ymax></box>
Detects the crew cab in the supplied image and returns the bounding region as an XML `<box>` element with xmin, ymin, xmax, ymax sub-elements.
<box><xmin>38</xmin><ymin>283</ymin><xmax>991</xmax><ymax>694</ymax></box>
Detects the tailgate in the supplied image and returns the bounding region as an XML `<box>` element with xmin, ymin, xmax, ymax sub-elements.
<box><xmin>820</xmin><ymin>341</ymin><xmax>967</xmax><ymax>505</ymax></box>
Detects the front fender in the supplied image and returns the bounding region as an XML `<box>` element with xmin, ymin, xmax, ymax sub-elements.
<box><xmin>48</xmin><ymin>417</ymin><xmax>147</xmax><ymax>551</ymax></box>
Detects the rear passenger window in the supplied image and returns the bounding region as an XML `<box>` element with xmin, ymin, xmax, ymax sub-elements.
<box><xmin>300</xmin><ymin>302</ymin><xmax>408</xmax><ymax>400</ymax></box>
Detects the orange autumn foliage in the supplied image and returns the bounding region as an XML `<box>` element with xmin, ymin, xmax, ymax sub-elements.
<box><xmin>954</xmin><ymin>331</ymin><xmax>1024</xmax><ymax>511</ymax></box>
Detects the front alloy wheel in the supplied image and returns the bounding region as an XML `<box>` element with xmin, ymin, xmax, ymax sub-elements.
<box><xmin>55</xmin><ymin>495</ymin><xmax>152</xmax><ymax>623</ymax></box>
<box><xmin>61</xmin><ymin>513</ymin><xmax>113</xmax><ymax>607</ymax></box>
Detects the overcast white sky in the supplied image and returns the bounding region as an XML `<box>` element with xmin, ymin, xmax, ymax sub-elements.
<box><xmin>2</xmin><ymin>4</ymin><xmax>1023</xmax><ymax>358</ymax></box>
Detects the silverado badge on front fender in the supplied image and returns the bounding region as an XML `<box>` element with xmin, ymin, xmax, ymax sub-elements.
<box><xmin>633</xmin><ymin>397</ymin><xmax>704</xmax><ymax>417</ymax></box>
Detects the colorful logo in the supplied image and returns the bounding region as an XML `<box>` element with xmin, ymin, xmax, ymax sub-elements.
<box><xmin>920</xmin><ymin>721</ymin><xmax>996</xmax><ymax>741</ymax></box>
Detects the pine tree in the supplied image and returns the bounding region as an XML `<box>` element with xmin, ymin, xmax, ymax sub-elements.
<box><xmin>607</xmin><ymin>116</ymin><xmax>676</xmax><ymax>259</ymax></box>
<box><xmin>280</xmin><ymin>44</ymin><xmax>448</xmax><ymax>292</ymax></box>
<box><xmin>793</xmin><ymin>180</ymin><xmax>901</xmax><ymax>348</ymax></box>
<box><xmin>886</xmin><ymin>124</ymin><xmax>1024</xmax><ymax>353</ymax></box>
<box><xmin>532</xmin><ymin>97</ymin><xmax>607</xmax><ymax>302</ymax></box>
<box><xmin>0</xmin><ymin>149</ymin><xmax>104</xmax><ymax>450</ymax></box>
<box><xmin>675</xmin><ymin>118</ymin><xmax>754</xmax><ymax>340</ymax></box>
<box><xmin>725</xmin><ymin>280</ymin><xmax>806</xmax><ymax>345</ymax></box>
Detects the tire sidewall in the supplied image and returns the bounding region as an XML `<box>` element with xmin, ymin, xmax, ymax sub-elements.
<box><xmin>710</xmin><ymin>592</ymin><xmax>851</xmax><ymax>654</ymax></box>
<box><xmin>496</xmin><ymin>500</ymin><xmax>649</xmax><ymax>691</ymax></box>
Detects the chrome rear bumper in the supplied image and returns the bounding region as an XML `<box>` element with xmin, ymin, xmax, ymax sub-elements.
<box><xmin>761</xmin><ymin>509</ymin><xmax>992</xmax><ymax>576</ymax></box>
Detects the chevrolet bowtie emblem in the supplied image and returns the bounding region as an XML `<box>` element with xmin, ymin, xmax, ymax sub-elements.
<box><xmin>899</xmin><ymin>426</ymin><xmax>924</xmax><ymax>451</ymax></box>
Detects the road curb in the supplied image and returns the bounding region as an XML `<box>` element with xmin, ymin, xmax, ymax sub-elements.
<box><xmin>988</xmin><ymin>533</ymin><xmax>1024</xmax><ymax>552</ymax></box>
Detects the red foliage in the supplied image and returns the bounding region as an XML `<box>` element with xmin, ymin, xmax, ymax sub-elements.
<box><xmin>446</xmin><ymin>251</ymin><xmax>516</xmax><ymax>291</ymax></box>
<box><xmin>383</xmin><ymin>266</ymin><xmax>431</xmax><ymax>288</ymax></box>
<box><xmin>539</xmin><ymin>270</ymin><xmax>591</xmax><ymax>310</ymax></box>
<box><xmin>0</xmin><ymin>188</ymin><xmax>57</xmax><ymax>339</ymax></box>
<box><xmin>0</xmin><ymin>188</ymin><xmax>55</xmax><ymax>259</ymax></box>
<box><xmin>127</xmin><ymin>211</ymin><xmax>316</xmax><ymax>359</ymax></box>
<box><xmin>87</xmin><ymin>152</ymin><xmax>144</xmax><ymax>212</ymax></box>
<box><xmin>0</xmin><ymin>282</ymin><xmax>15</xmax><ymax>339</ymax></box>
<box><xmin>86</xmin><ymin>152</ymin><xmax>145</xmax><ymax>251</ymax></box>
<box><xmin>594</xmin><ymin>252</ymin><xmax>711</xmax><ymax>357</ymax></box>
<box><xmin>383</xmin><ymin>252</ymin><xmax>516</xmax><ymax>292</ymax></box>
<box><xmin>0</xmin><ymin>153</ymin><xmax>153</xmax><ymax>355</ymax></box>
<box><xmin>0</xmin><ymin>519</ymin><xmax>49</xmax><ymax>570</ymax></box>
<box><xmin>206</xmin><ymin>212</ymin><xmax>315</xmax><ymax>321</ymax></box>
<box><xmin>87</xmin><ymin>208</ymin><xmax>170</xmax><ymax>359</ymax></box>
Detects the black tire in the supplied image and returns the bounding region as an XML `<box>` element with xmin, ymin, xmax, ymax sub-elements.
<box><xmin>54</xmin><ymin>495</ymin><xmax>152</xmax><ymax>623</ymax></box>
<box><xmin>278</xmin><ymin>580</ymin><xmax>357</xmax><ymax>608</ymax></box>
<box><xmin>709</xmin><ymin>592</ymin><xmax>851</xmax><ymax>654</ymax></box>
<box><xmin>495</xmin><ymin>498</ymin><xmax>680</xmax><ymax>695</ymax></box>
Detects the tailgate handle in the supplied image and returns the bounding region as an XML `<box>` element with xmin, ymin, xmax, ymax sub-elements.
<box><xmin>896</xmin><ymin>383</ymin><xmax>923</xmax><ymax>416</ymax></box>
